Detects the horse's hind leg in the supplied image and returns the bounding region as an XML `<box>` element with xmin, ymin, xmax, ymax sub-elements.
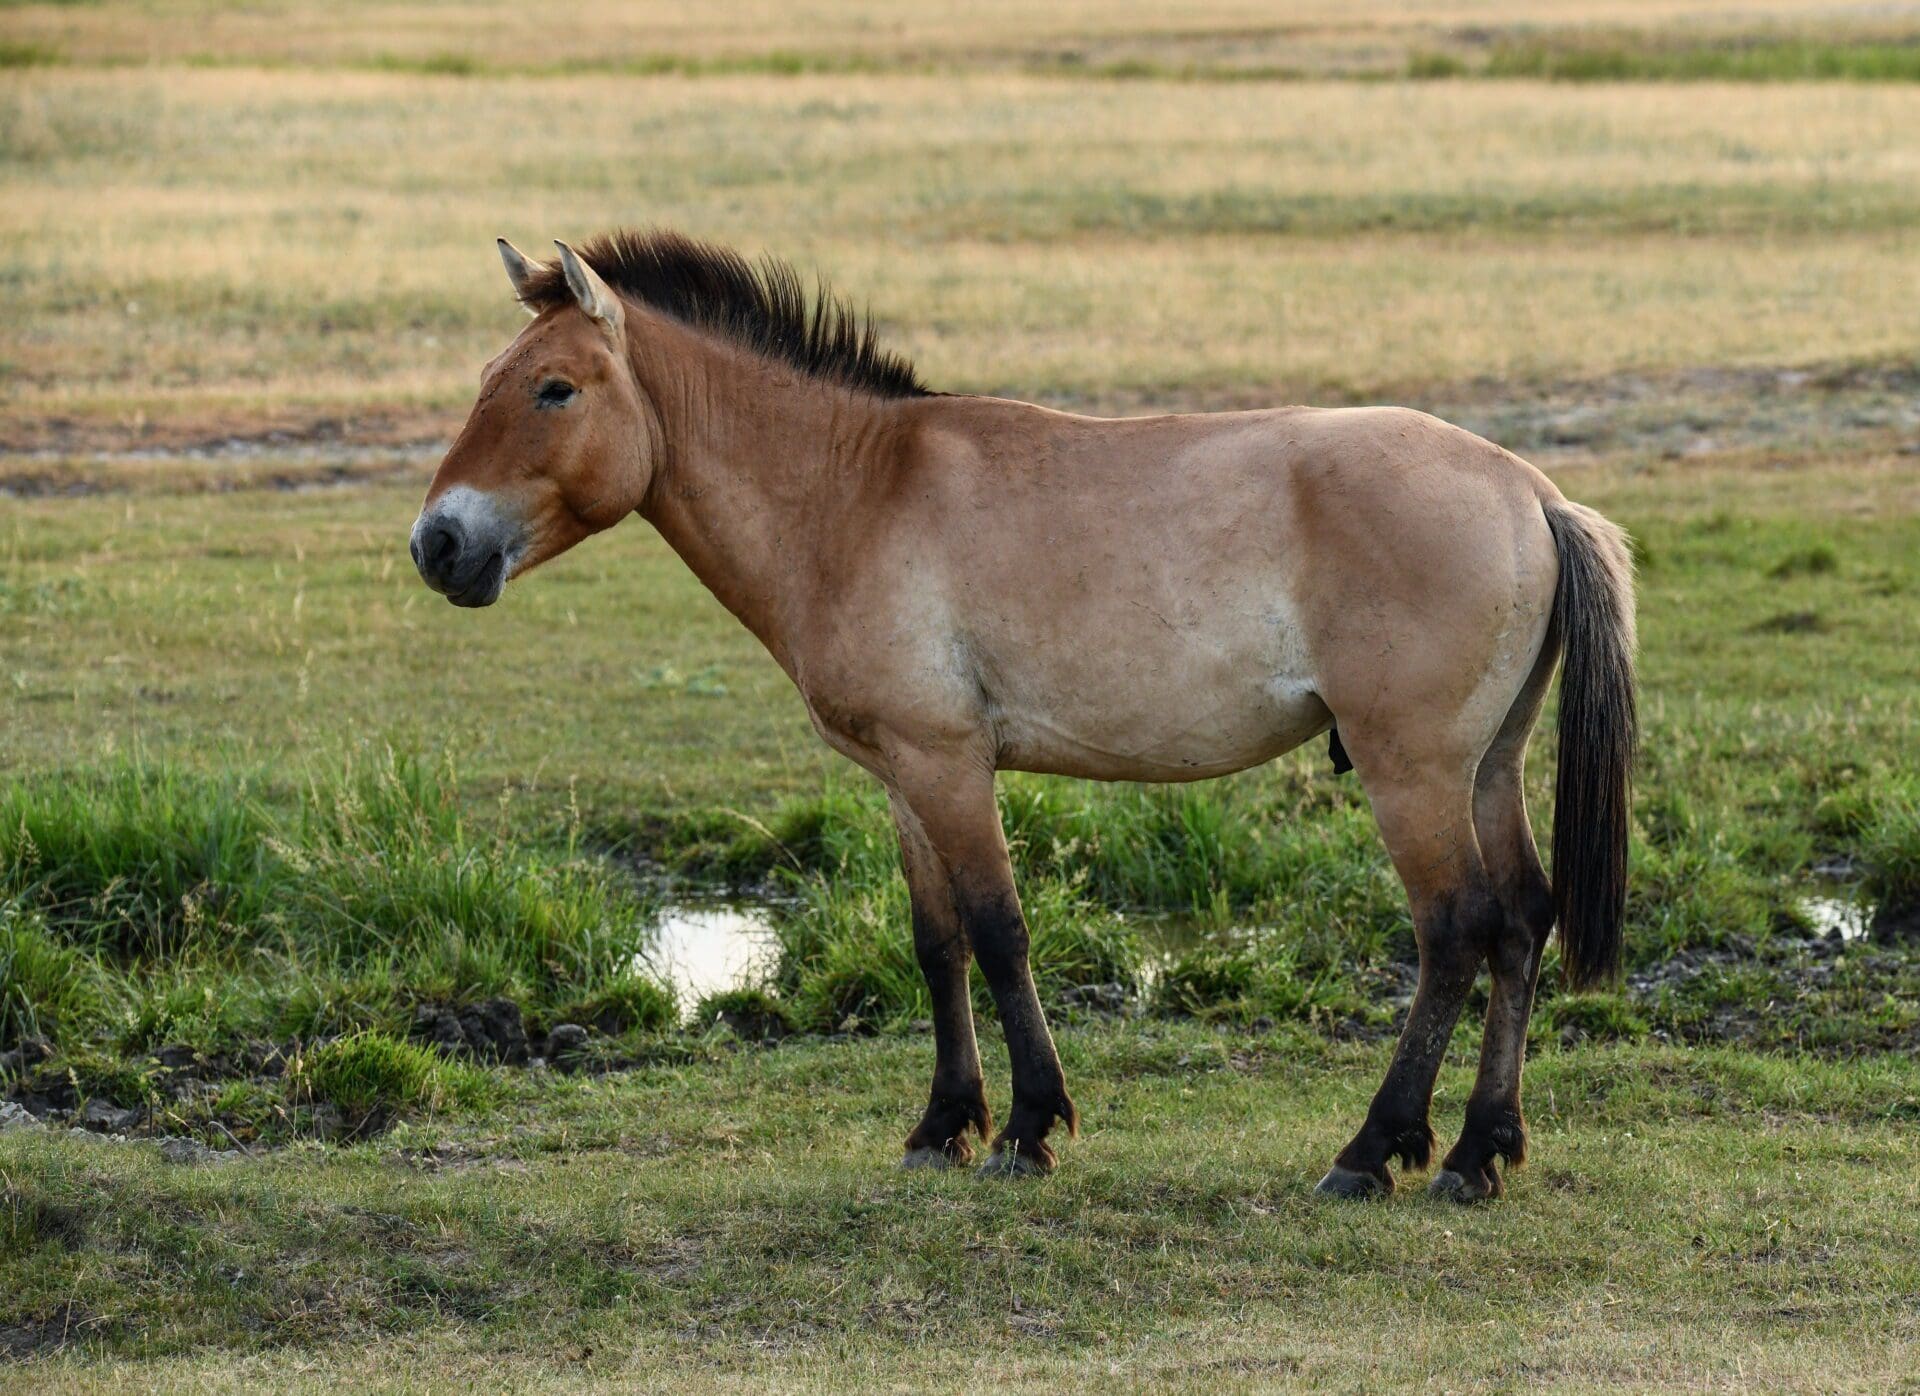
<box><xmin>1432</xmin><ymin>650</ymin><xmax>1559</xmax><ymax>1202</ymax></box>
<box><xmin>1317</xmin><ymin>748</ymin><xmax>1500</xmax><ymax>1199</ymax></box>
<box><xmin>892</xmin><ymin>793</ymin><xmax>993</xmax><ymax>1169</ymax></box>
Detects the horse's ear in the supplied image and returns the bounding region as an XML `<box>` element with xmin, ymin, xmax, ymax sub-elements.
<box><xmin>497</xmin><ymin>237</ymin><xmax>541</xmax><ymax>310</ymax></box>
<box><xmin>554</xmin><ymin>240</ymin><xmax>624</xmax><ymax>340</ymax></box>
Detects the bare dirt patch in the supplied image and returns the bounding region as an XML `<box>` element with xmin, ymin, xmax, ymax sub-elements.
<box><xmin>6</xmin><ymin>359</ymin><xmax>1919</xmax><ymax>500</ymax></box>
<box><xmin>0</xmin><ymin>409</ymin><xmax>462</xmax><ymax>459</ymax></box>
<box><xmin>0</xmin><ymin>1301</ymin><xmax>98</xmax><ymax>1360</ymax></box>
<box><xmin>1047</xmin><ymin>359</ymin><xmax>1920</xmax><ymax>465</ymax></box>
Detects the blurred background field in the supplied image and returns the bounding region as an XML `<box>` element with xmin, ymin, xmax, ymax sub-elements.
<box><xmin>3</xmin><ymin>1</ymin><xmax>1920</xmax><ymax>1385</ymax></box>
<box><xmin>6</xmin><ymin>6</ymin><xmax>1920</xmax><ymax>435</ymax></box>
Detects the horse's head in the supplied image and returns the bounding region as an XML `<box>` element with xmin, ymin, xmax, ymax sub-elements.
<box><xmin>410</xmin><ymin>240</ymin><xmax>654</xmax><ymax>607</ymax></box>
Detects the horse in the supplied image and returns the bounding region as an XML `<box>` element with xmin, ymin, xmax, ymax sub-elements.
<box><xmin>410</xmin><ymin>229</ymin><xmax>1636</xmax><ymax>1201</ymax></box>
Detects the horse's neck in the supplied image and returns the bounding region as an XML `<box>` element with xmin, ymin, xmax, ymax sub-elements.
<box><xmin>631</xmin><ymin>326</ymin><xmax>897</xmax><ymax>672</ymax></box>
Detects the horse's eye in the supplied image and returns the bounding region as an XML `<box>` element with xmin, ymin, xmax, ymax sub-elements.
<box><xmin>536</xmin><ymin>380</ymin><xmax>576</xmax><ymax>408</ymax></box>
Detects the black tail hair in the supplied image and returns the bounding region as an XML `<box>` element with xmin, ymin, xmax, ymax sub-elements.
<box><xmin>1543</xmin><ymin>501</ymin><xmax>1639</xmax><ymax>989</ymax></box>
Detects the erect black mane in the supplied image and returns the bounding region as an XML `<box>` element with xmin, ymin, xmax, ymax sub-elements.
<box><xmin>517</xmin><ymin>228</ymin><xmax>929</xmax><ymax>399</ymax></box>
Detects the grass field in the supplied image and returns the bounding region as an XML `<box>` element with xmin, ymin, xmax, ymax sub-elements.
<box><xmin>4</xmin><ymin>2</ymin><xmax>1920</xmax><ymax>1389</ymax></box>
<box><xmin>6</xmin><ymin>66</ymin><xmax>1920</xmax><ymax>434</ymax></box>
<box><xmin>8</xmin><ymin>0</ymin><xmax>1920</xmax><ymax>79</ymax></box>
<box><xmin>8</xmin><ymin>1036</ymin><xmax>1920</xmax><ymax>1392</ymax></box>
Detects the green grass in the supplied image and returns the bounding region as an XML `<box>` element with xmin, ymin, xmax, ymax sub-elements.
<box><xmin>354</xmin><ymin>48</ymin><xmax>901</xmax><ymax>81</ymax></box>
<box><xmin>1155</xmin><ymin>938</ymin><xmax>1370</xmax><ymax>1027</ymax></box>
<box><xmin>1483</xmin><ymin>37</ymin><xmax>1920</xmax><ymax>84</ymax></box>
<box><xmin>1767</xmin><ymin>541</ymin><xmax>1841</xmax><ymax>579</ymax></box>
<box><xmin>1537</xmin><ymin>990</ymin><xmax>1650</xmax><ymax>1044</ymax></box>
<box><xmin>689</xmin><ymin>986</ymin><xmax>795</xmax><ymax>1040</ymax></box>
<box><xmin>0</xmin><ymin>40</ymin><xmax>63</xmax><ymax>68</ymax></box>
<box><xmin>1861</xmin><ymin>797</ymin><xmax>1920</xmax><ymax>933</ymax></box>
<box><xmin>0</xmin><ymin>913</ymin><xmax>114</xmax><ymax>1047</ymax></box>
<box><xmin>557</xmin><ymin>975</ymin><xmax>680</xmax><ymax>1039</ymax></box>
<box><xmin>0</xmin><ymin>754</ymin><xmax>675</xmax><ymax>1063</ymax></box>
<box><xmin>4</xmin><ymin>1031</ymin><xmax>1919</xmax><ymax>1387</ymax></box>
<box><xmin>290</xmin><ymin>1032</ymin><xmax>494</xmax><ymax>1116</ymax></box>
<box><xmin>767</xmin><ymin>863</ymin><xmax>1150</xmax><ymax>1033</ymax></box>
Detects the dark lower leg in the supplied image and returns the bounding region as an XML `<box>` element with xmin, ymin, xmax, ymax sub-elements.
<box><xmin>1320</xmin><ymin>873</ymin><xmax>1500</xmax><ymax>1196</ymax></box>
<box><xmin>1438</xmin><ymin>890</ymin><xmax>1553</xmax><ymax>1199</ymax></box>
<box><xmin>896</xmin><ymin>811</ymin><xmax>989</xmax><ymax>1165</ymax></box>
<box><xmin>965</xmin><ymin>886</ymin><xmax>1076</xmax><ymax>1172</ymax></box>
<box><xmin>1436</xmin><ymin>779</ymin><xmax>1556</xmax><ymax>1201</ymax></box>
<box><xmin>903</xmin><ymin>903</ymin><xmax>990</xmax><ymax>1163</ymax></box>
<box><xmin>1433</xmin><ymin>960</ymin><xmax>1535</xmax><ymax>1199</ymax></box>
<box><xmin>887</xmin><ymin>758</ymin><xmax>1073</xmax><ymax>1174</ymax></box>
<box><xmin>1325</xmin><ymin>936</ymin><xmax>1479</xmax><ymax>1191</ymax></box>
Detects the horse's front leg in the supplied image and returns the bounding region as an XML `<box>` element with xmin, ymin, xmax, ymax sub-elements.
<box><xmin>891</xmin><ymin>755</ymin><xmax>1076</xmax><ymax>1177</ymax></box>
<box><xmin>892</xmin><ymin>792</ymin><xmax>992</xmax><ymax>1169</ymax></box>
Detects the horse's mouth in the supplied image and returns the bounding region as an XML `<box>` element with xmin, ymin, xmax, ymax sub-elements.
<box><xmin>446</xmin><ymin>552</ymin><xmax>506</xmax><ymax>608</ymax></box>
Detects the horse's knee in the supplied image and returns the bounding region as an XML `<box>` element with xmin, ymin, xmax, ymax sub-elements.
<box><xmin>910</xmin><ymin>905</ymin><xmax>970</xmax><ymax>977</ymax></box>
<box><xmin>1483</xmin><ymin>871</ymin><xmax>1554</xmax><ymax>979</ymax></box>
<box><xmin>1510</xmin><ymin>867</ymin><xmax>1554</xmax><ymax>950</ymax></box>
<box><xmin>959</xmin><ymin>888</ymin><xmax>1030</xmax><ymax>983</ymax></box>
<box><xmin>1419</xmin><ymin>882</ymin><xmax>1503</xmax><ymax>988</ymax></box>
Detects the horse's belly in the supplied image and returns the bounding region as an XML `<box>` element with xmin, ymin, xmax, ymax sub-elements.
<box><xmin>989</xmin><ymin>647</ymin><xmax>1331</xmax><ymax>783</ymax></box>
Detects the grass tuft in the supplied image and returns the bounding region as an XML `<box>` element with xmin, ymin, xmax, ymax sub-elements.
<box><xmin>1751</xmin><ymin>609</ymin><xmax>1828</xmax><ymax>634</ymax></box>
<box><xmin>0</xmin><ymin>755</ymin><xmax>671</xmax><ymax>1055</ymax></box>
<box><xmin>1538</xmin><ymin>990</ymin><xmax>1650</xmax><ymax>1043</ymax></box>
<box><xmin>1768</xmin><ymin>542</ymin><xmax>1840</xmax><ymax>578</ymax></box>
<box><xmin>1860</xmin><ymin>798</ymin><xmax>1920</xmax><ymax>940</ymax></box>
<box><xmin>0</xmin><ymin>908</ymin><xmax>116</xmax><ymax>1050</ymax></box>
<box><xmin>0</xmin><ymin>761</ymin><xmax>271</xmax><ymax>956</ymax></box>
<box><xmin>366</xmin><ymin>51</ymin><xmax>481</xmax><ymax>77</ymax></box>
<box><xmin>291</xmin><ymin>1031</ymin><xmax>492</xmax><ymax>1114</ymax></box>
<box><xmin>557</xmin><ymin>974</ymin><xmax>678</xmax><ymax>1038</ymax></box>
<box><xmin>1405</xmin><ymin>51</ymin><xmax>1469</xmax><ymax>80</ymax></box>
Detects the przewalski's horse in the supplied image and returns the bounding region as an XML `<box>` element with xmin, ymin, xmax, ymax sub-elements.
<box><xmin>412</xmin><ymin>230</ymin><xmax>1637</xmax><ymax>1201</ymax></box>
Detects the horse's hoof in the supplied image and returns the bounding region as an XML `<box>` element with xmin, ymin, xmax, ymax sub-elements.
<box><xmin>1314</xmin><ymin>1165</ymin><xmax>1389</xmax><ymax>1200</ymax></box>
<box><xmin>899</xmin><ymin>1147</ymin><xmax>953</xmax><ymax>1172</ymax></box>
<box><xmin>976</xmin><ymin>1149</ymin><xmax>1048</xmax><ymax>1179</ymax></box>
<box><xmin>1428</xmin><ymin>1167</ymin><xmax>1497</xmax><ymax>1203</ymax></box>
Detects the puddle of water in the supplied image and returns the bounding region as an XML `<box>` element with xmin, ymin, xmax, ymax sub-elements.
<box><xmin>635</xmin><ymin>903</ymin><xmax>779</xmax><ymax>1003</ymax></box>
<box><xmin>1116</xmin><ymin>910</ymin><xmax>1252</xmax><ymax>988</ymax></box>
<box><xmin>1801</xmin><ymin>896</ymin><xmax>1872</xmax><ymax>942</ymax></box>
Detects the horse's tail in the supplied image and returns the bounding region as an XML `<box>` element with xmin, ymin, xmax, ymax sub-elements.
<box><xmin>1542</xmin><ymin>499</ymin><xmax>1638</xmax><ymax>990</ymax></box>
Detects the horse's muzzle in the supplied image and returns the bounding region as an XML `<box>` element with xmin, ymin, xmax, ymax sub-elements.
<box><xmin>410</xmin><ymin>493</ymin><xmax>515</xmax><ymax>607</ymax></box>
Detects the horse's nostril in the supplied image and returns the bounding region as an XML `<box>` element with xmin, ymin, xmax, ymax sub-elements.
<box><xmin>425</xmin><ymin>522</ymin><xmax>461</xmax><ymax>568</ymax></box>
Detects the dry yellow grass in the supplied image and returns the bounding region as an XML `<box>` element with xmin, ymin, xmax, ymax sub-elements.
<box><xmin>5</xmin><ymin>68</ymin><xmax>1920</xmax><ymax>436</ymax></box>
<box><xmin>2</xmin><ymin>0</ymin><xmax>1900</xmax><ymax>71</ymax></box>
